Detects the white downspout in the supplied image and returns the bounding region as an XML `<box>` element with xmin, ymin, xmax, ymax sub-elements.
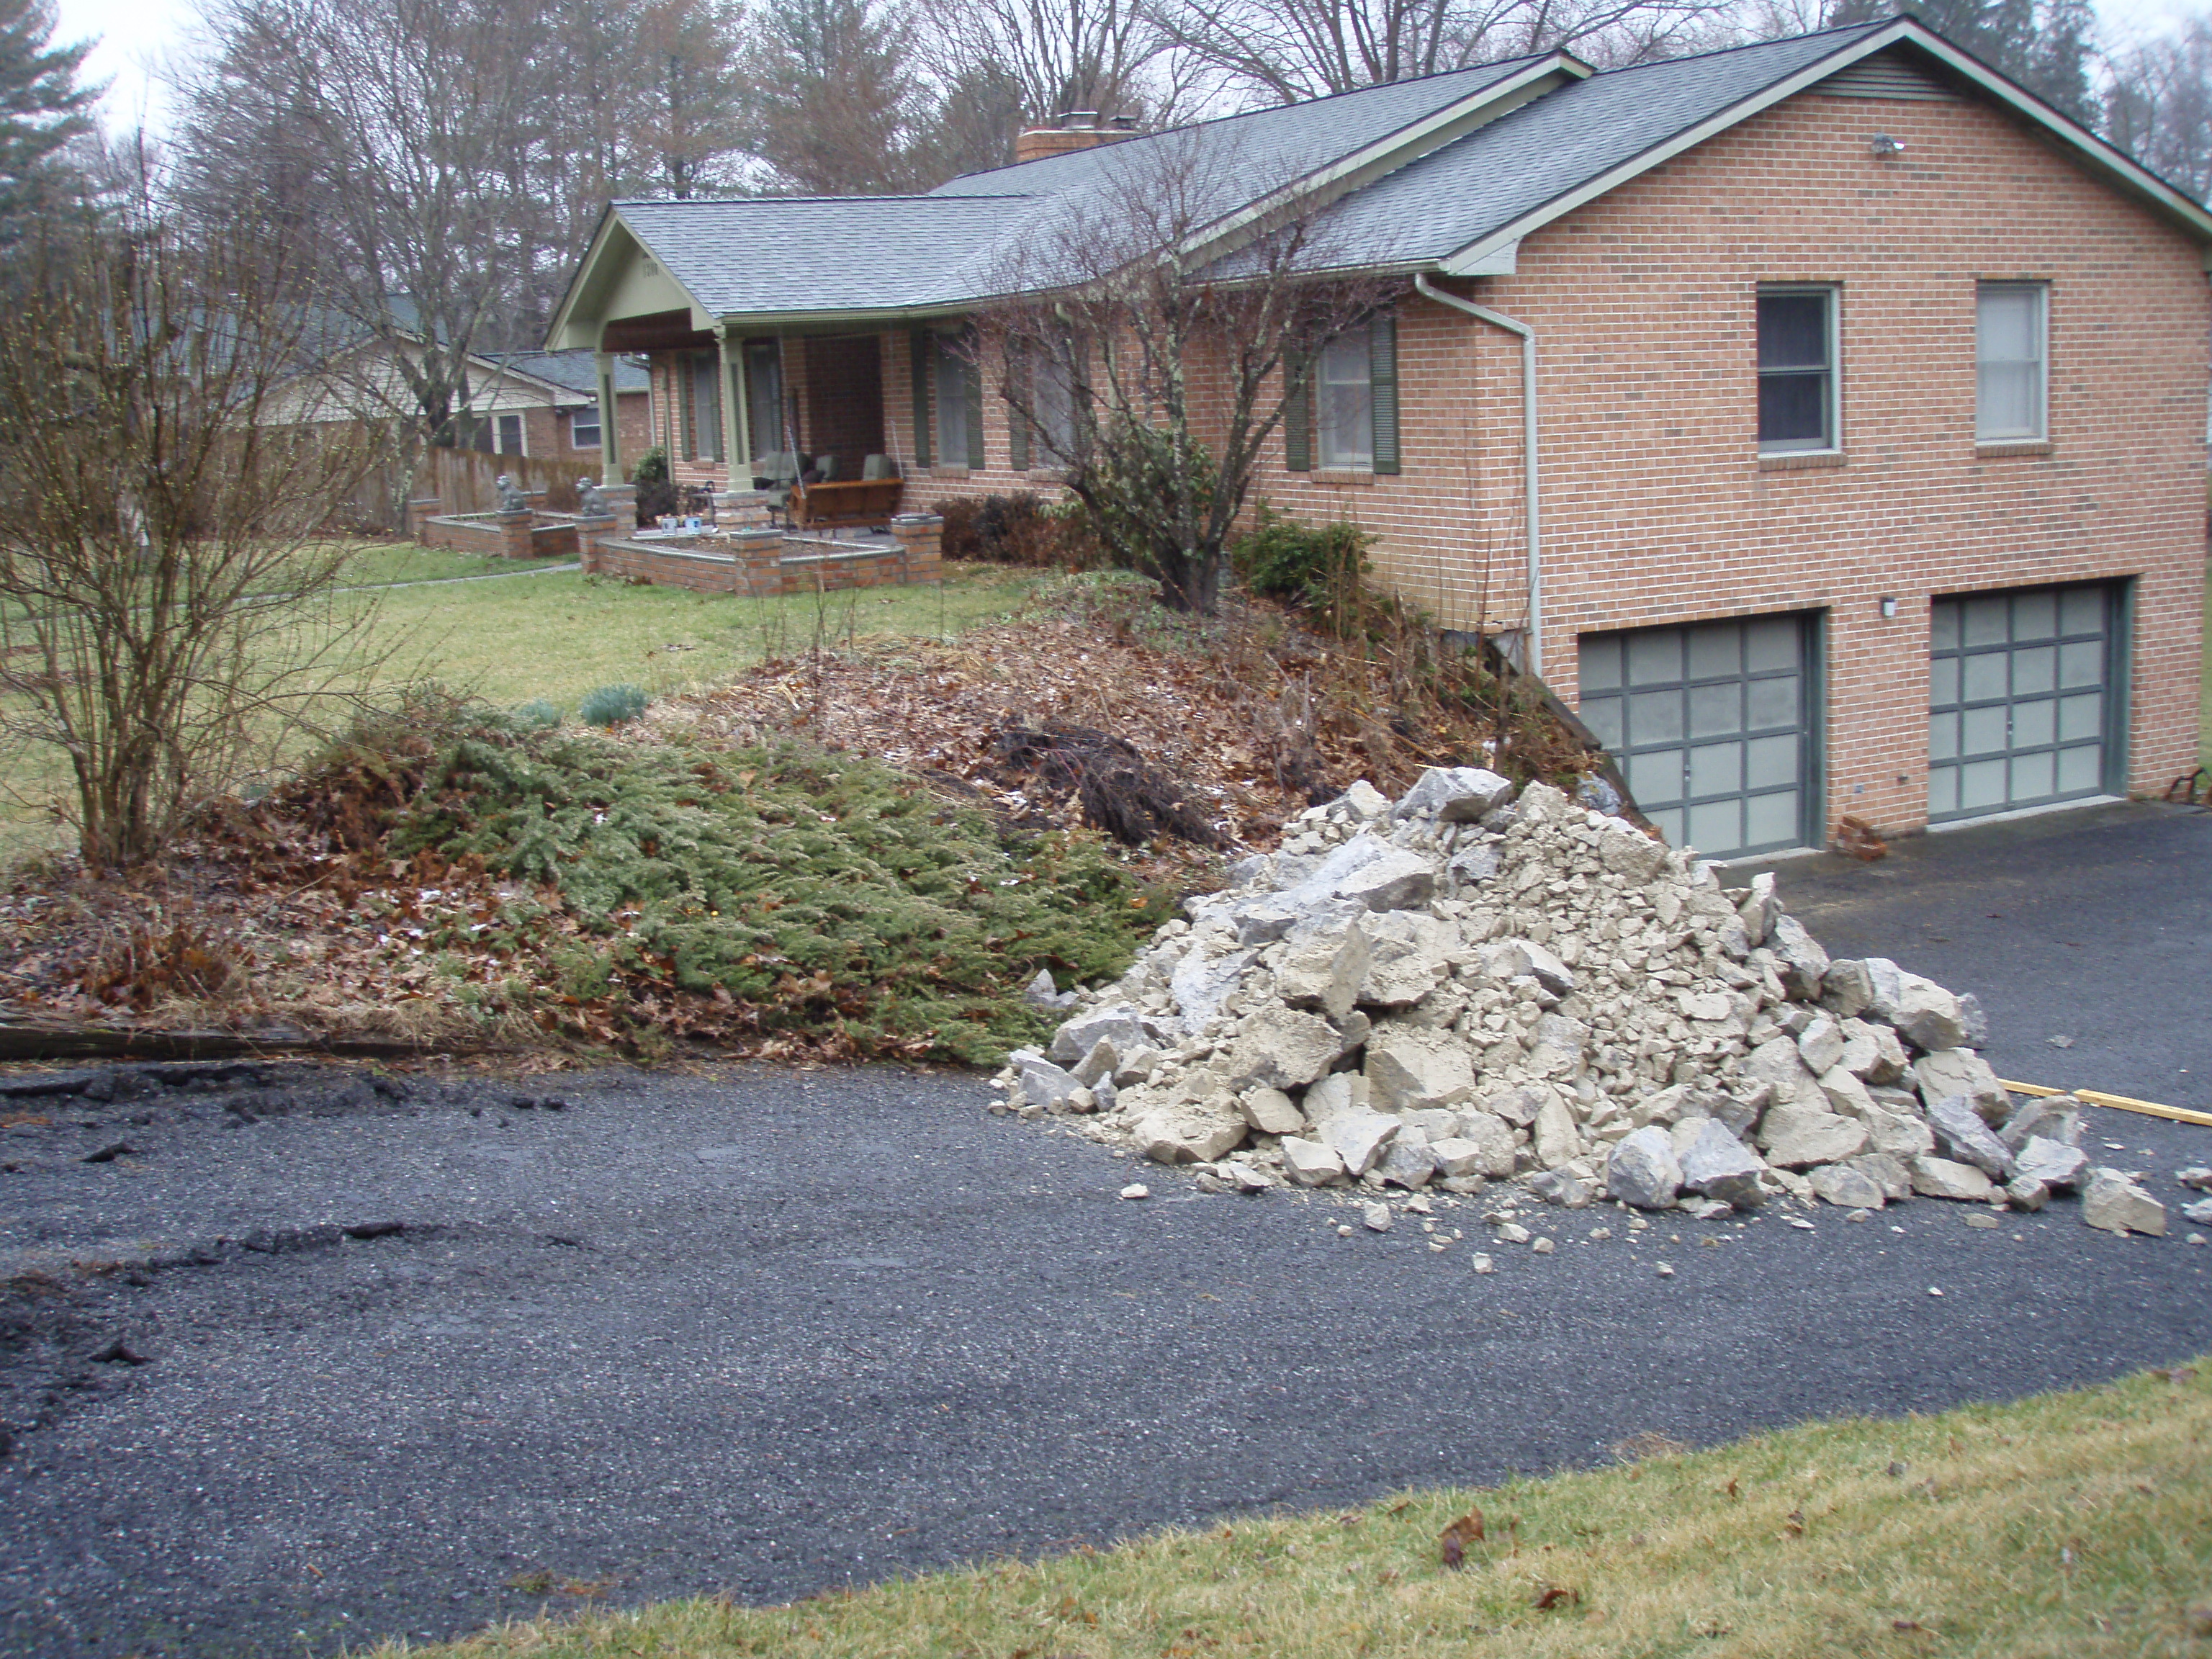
<box><xmin>1413</xmin><ymin>273</ymin><xmax>1542</xmax><ymax>678</ymax></box>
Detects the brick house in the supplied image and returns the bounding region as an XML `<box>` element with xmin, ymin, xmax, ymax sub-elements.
<box><xmin>474</xmin><ymin>351</ymin><xmax>653</xmax><ymax>465</ymax></box>
<box><xmin>544</xmin><ymin>17</ymin><xmax>2211</xmax><ymax>860</ymax></box>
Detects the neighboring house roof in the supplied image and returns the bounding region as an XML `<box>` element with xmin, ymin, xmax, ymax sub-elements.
<box><xmin>482</xmin><ymin>349</ymin><xmax>649</xmax><ymax>396</ymax></box>
<box><xmin>547</xmin><ymin>18</ymin><xmax>2212</xmax><ymax>346</ymax></box>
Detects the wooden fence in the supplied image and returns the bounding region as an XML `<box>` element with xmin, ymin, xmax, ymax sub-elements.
<box><xmin>339</xmin><ymin>446</ymin><xmax>604</xmax><ymax>532</ymax></box>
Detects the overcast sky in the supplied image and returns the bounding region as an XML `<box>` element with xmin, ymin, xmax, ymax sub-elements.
<box><xmin>46</xmin><ymin>0</ymin><xmax>2212</xmax><ymax>140</ymax></box>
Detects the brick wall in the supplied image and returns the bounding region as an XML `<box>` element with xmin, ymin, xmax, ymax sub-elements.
<box><xmin>1248</xmin><ymin>86</ymin><xmax>2208</xmax><ymax>837</ymax></box>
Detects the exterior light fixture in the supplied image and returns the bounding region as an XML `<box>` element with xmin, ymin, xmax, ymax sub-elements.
<box><xmin>1879</xmin><ymin>595</ymin><xmax>1899</xmax><ymax>619</ymax></box>
<box><xmin>1870</xmin><ymin>134</ymin><xmax>1905</xmax><ymax>159</ymax></box>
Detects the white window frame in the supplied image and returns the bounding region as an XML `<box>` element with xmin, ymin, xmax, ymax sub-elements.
<box><xmin>495</xmin><ymin>411</ymin><xmax>526</xmax><ymax>456</ymax></box>
<box><xmin>1976</xmin><ymin>281</ymin><xmax>2048</xmax><ymax>443</ymax></box>
<box><xmin>570</xmin><ymin>405</ymin><xmax>602</xmax><ymax>449</ymax></box>
<box><xmin>1317</xmin><ymin>323</ymin><xmax>1375</xmax><ymax>469</ymax></box>
<box><xmin>1755</xmin><ymin>284</ymin><xmax>1840</xmax><ymax>456</ymax></box>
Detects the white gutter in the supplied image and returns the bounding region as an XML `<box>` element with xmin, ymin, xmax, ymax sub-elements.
<box><xmin>1414</xmin><ymin>273</ymin><xmax>1543</xmax><ymax>677</ymax></box>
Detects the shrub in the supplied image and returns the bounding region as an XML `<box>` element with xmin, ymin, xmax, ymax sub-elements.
<box><xmin>936</xmin><ymin>493</ymin><xmax>1097</xmax><ymax>568</ymax></box>
<box><xmin>579</xmin><ymin>683</ymin><xmax>649</xmax><ymax>728</ymax></box>
<box><xmin>1230</xmin><ymin>505</ymin><xmax>1377</xmax><ymax>635</ymax></box>
<box><xmin>631</xmin><ymin>446</ymin><xmax>669</xmax><ymax>485</ymax></box>
<box><xmin>511</xmin><ymin>699</ymin><xmax>562</xmax><ymax>732</ymax></box>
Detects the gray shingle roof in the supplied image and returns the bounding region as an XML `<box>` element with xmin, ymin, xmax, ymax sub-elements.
<box><xmin>1285</xmin><ymin>24</ymin><xmax>1891</xmax><ymax>267</ymax></box>
<box><xmin>609</xmin><ymin>195</ymin><xmax>1025</xmax><ymax>317</ymax></box>
<box><xmin>485</xmin><ymin>349</ymin><xmax>649</xmax><ymax>395</ymax></box>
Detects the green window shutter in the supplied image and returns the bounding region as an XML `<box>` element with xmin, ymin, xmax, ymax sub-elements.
<box><xmin>1282</xmin><ymin>349</ymin><xmax>1311</xmax><ymax>472</ymax></box>
<box><xmin>1370</xmin><ymin>311</ymin><xmax>1400</xmax><ymax>475</ymax></box>
<box><xmin>909</xmin><ymin>328</ymin><xmax>932</xmax><ymax>468</ymax></box>
<box><xmin>963</xmin><ymin>354</ymin><xmax>985</xmax><ymax>471</ymax></box>
<box><xmin>677</xmin><ymin>352</ymin><xmax>696</xmax><ymax>459</ymax></box>
<box><xmin>1007</xmin><ymin>355</ymin><xmax>1028</xmax><ymax>472</ymax></box>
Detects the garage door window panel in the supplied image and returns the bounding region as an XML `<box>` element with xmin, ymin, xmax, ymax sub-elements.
<box><xmin>1689</xmin><ymin>681</ymin><xmax>1741</xmax><ymax>737</ymax></box>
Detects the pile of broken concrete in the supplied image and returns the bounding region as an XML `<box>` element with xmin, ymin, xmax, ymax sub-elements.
<box><xmin>995</xmin><ymin>769</ymin><xmax>2174</xmax><ymax>1238</ymax></box>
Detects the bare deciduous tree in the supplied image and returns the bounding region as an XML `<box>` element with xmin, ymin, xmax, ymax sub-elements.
<box><xmin>742</xmin><ymin>0</ymin><xmax>940</xmax><ymax>192</ymax></box>
<box><xmin>916</xmin><ymin>0</ymin><xmax>1174</xmax><ymax>131</ymax></box>
<box><xmin>1147</xmin><ymin>0</ymin><xmax>1734</xmax><ymax>104</ymax></box>
<box><xmin>979</xmin><ymin>132</ymin><xmax>1397</xmax><ymax>613</ymax></box>
<box><xmin>2104</xmin><ymin>17</ymin><xmax>2212</xmax><ymax>202</ymax></box>
<box><xmin>0</xmin><ymin>196</ymin><xmax>390</xmax><ymax>868</ymax></box>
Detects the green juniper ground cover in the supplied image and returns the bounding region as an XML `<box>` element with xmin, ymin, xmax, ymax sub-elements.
<box><xmin>243</xmin><ymin>709</ymin><xmax>1174</xmax><ymax>1063</ymax></box>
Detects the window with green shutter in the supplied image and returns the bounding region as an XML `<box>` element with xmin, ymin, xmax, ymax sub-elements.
<box><xmin>1370</xmin><ymin>311</ymin><xmax>1399</xmax><ymax>475</ymax></box>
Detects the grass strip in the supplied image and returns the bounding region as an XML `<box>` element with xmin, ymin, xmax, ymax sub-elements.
<box><xmin>384</xmin><ymin>1357</ymin><xmax>2212</xmax><ymax>1658</ymax></box>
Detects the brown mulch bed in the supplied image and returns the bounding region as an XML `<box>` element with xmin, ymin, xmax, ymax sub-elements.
<box><xmin>678</xmin><ymin>575</ymin><xmax>1600</xmax><ymax>868</ymax></box>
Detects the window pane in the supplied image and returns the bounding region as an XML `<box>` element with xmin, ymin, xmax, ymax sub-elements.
<box><xmin>1976</xmin><ymin>286</ymin><xmax>2043</xmax><ymax>440</ymax></box>
<box><xmin>2011</xmin><ymin>696</ymin><xmax>2055</xmax><ymax>747</ymax></box>
<box><xmin>1626</xmin><ymin>631</ymin><xmax>1681</xmax><ymax>686</ymax></box>
<box><xmin>1961</xmin><ymin>704</ymin><xmax>2008</xmax><ymax>755</ymax></box>
<box><xmin>1744</xmin><ymin>732</ymin><xmax>1799</xmax><ymax>790</ymax></box>
<box><xmin>2010</xmin><ymin>750</ymin><xmax>2055</xmax><ymax>801</ymax></box>
<box><xmin>1758</xmin><ymin>293</ymin><xmax>1828</xmax><ymax>370</ymax></box>
<box><xmin>1629</xmin><ymin>748</ymin><xmax>1684</xmax><ymax>805</ymax></box>
<box><xmin>1930</xmin><ymin>601</ymin><xmax>1960</xmax><ymax>652</ymax></box>
<box><xmin>1928</xmin><ymin>655</ymin><xmax>1960</xmax><ymax>709</ymax></box>
<box><xmin>1318</xmin><ymin>328</ymin><xmax>1373</xmax><ymax>467</ymax></box>
<box><xmin>935</xmin><ymin>337</ymin><xmax>969</xmax><ymax>466</ymax></box>
<box><xmin>1928</xmin><ymin>766</ymin><xmax>1959</xmax><ymax>816</ymax></box>
<box><xmin>1977</xmin><ymin>364</ymin><xmax>2038</xmax><ymax>438</ymax></box>
<box><xmin>1688</xmin><ymin>680</ymin><xmax>1741</xmax><ymax>737</ymax></box>
<box><xmin>2012</xmin><ymin>644</ymin><xmax>2056</xmax><ymax>696</ymax></box>
<box><xmin>1687</xmin><ymin>798</ymin><xmax>1740</xmax><ymax>854</ymax></box>
<box><xmin>1759</xmin><ymin>373</ymin><xmax>1829</xmax><ymax>448</ymax></box>
<box><xmin>1581</xmin><ymin>696</ymin><xmax>1624</xmax><ymax>750</ymax></box>
<box><xmin>1744</xmin><ymin>789</ymin><xmax>1801</xmax><ymax>849</ymax></box>
<box><xmin>1629</xmin><ymin>689</ymin><xmax>1684</xmax><ymax>745</ymax></box>
<box><xmin>1686</xmin><ymin>624</ymin><xmax>1741</xmax><ymax>678</ymax></box>
<box><xmin>1928</xmin><ymin>711</ymin><xmax>1959</xmax><ymax>763</ymax></box>
<box><xmin>2059</xmin><ymin>587</ymin><xmax>2105</xmax><ymax>635</ymax></box>
<box><xmin>2056</xmin><ymin>691</ymin><xmax>2103</xmax><ymax>741</ymax></box>
<box><xmin>1744</xmin><ymin>616</ymin><xmax>1800</xmax><ymax>672</ymax></box>
<box><xmin>1745</xmin><ymin>674</ymin><xmax>1799</xmax><ymax>730</ymax></box>
<box><xmin>2056</xmin><ymin>743</ymin><xmax>2103</xmax><ymax>792</ymax></box>
<box><xmin>1689</xmin><ymin>742</ymin><xmax>1742</xmax><ymax>797</ymax></box>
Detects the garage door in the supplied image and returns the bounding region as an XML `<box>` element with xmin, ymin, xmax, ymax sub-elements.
<box><xmin>1928</xmin><ymin>583</ymin><xmax>2118</xmax><ymax>823</ymax></box>
<box><xmin>1577</xmin><ymin>613</ymin><xmax>1817</xmax><ymax>860</ymax></box>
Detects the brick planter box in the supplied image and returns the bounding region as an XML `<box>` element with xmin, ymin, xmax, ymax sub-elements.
<box><xmin>419</xmin><ymin>511</ymin><xmax>579</xmax><ymax>559</ymax></box>
<box><xmin>580</xmin><ymin>515</ymin><xmax>945</xmax><ymax>598</ymax></box>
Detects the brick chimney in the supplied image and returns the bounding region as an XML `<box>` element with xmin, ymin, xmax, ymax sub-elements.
<box><xmin>1013</xmin><ymin>112</ymin><xmax>1139</xmax><ymax>165</ymax></box>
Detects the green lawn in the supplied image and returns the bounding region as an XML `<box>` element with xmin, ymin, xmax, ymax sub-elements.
<box><xmin>347</xmin><ymin>561</ymin><xmax>1040</xmax><ymax>711</ymax></box>
<box><xmin>336</xmin><ymin>541</ymin><xmax>574</xmax><ymax>588</ymax></box>
<box><xmin>0</xmin><ymin>560</ymin><xmax>1045</xmax><ymax>859</ymax></box>
<box><xmin>382</xmin><ymin>1357</ymin><xmax>2212</xmax><ymax>1659</ymax></box>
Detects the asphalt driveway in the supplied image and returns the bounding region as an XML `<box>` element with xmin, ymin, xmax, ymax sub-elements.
<box><xmin>1</xmin><ymin>800</ymin><xmax>2208</xmax><ymax>1659</ymax></box>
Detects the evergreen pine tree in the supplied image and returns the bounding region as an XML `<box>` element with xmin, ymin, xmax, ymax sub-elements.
<box><xmin>0</xmin><ymin>0</ymin><xmax>97</xmax><ymax>237</ymax></box>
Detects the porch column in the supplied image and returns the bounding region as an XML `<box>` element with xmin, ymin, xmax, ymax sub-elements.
<box><xmin>593</xmin><ymin>349</ymin><xmax>623</xmax><ymax>480</ymax></box>
<box><xmin>719</xmin><ymin>324</ymin><xmax>749</xmax><ymax>485</ymax></box>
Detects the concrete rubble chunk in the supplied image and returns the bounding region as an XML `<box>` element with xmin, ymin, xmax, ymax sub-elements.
<box><xmin>1527</xmin><ymin>1168</ymin><xmax>1596</xmax><ymax>1208</ymax></box>
<box><xmin>1049</xmin><ymin>1006</ymin><xmax>1149</xmax><ymax>1069</ymax></box>
<box><xmin>2013</xmin><ymin>1135</ymin><xmax>2090</xmax><ymax>1192</ymax></box>
<box><xmin>1446</xmin><ymin>843</ymin><xmax>1500</xmax><ymax>886</ymax></box>
<box><xmin>1015</xmin><ymin>1057</ymin><xmax>1087</xmax><ymax>1110</ymax></box>
<box><xmin>1836</xmin><ymin>1018</ymin><xmax>1909</xmax><ymax>1084</ymax></box>
<box><xmin>1356</xmin><ymin>911</ymin><xmax>1452</xmax><ymax>1007</ymax></box>
<box><xmin>1133</xmin><ymin>1105</ymin><xmax>1246</xmax><ymax>1165</ymax></box>
<box><xmin>1328</xmin><ymin>844</ymin><xmax>1439</xmax><ymax>912</ymax></box>
<box><xmin>1377</xmin><ymin>1132</ymin><xmax>1439</xmax><ymax>1189</ymax></box>
<box><xmin>1393</xmin><ymin>765</ymin><xmax>1516</xmax><ymax>822</ymax></box>
<box><xmin>1341</xmin><ymin>780</ymin><xmax>1392</xmax><ymax>820</ymax></box>
<box><xmin>1677</xmin><ymin>1116</ymin><xmax>1766</xmax><ymax>1210</ymax></box>
<box><xmin>1281</xmin><ymin>1136</ymin><xmax>1349</xmax><ymax>1187</ymax></box>
<box><xmin>2081</xmin><ymin>1168</ymin><xmax>2167</xmax><ymax>1236</ymax></box>
<box><xmin>1364</xmin><ymin>1022</ymin><xmax>1477</xmax><ymax>1112</ymax></box>
<box><xmin>1913</xmin><ymin>1048</ymin><xmax>2011</xmax><ymax>1125</ymax></box>
<box><xmin>1745</xmin><ymin>1035</ymin><xmax>1821</xmax><ymax>1106</ymax></box>
<box><xmin>1429</xmin><ymin>1136</ymin><xmax>1493</xmax><ymax>1180</ymax></box>
<box><xmin>2005</xmin><ymin>1176</ymin><xmax>2049</xmax><ymax>1211</ymax></box>
<box><xmin>1758</xmin><ymin>1100</ymin><xmax>1869</xmax><ymax>1169</ymax></box>
<box><xmin>1845</xmin><ymin>1151</ymin><xmax>1912</xmax><ymax>1202</ymax></box>
<box><xmin>1999</xmin><ymin>1095</ymin><xmax>2083</xmax><ymax>1151</ymax></box>
<box><xmin>1480</xmin><ymin>938</ymin><xmax>1575</xmax><ymax>997</ymax></box>
<box><xmin>1888</xmin><ymin>973</ymin><xmax>1968</xmax><ymax>1055</ymax></box>
<box><xmin>1768</xmin><ymin>915</ymin><xmax>1830</xmax><ymax>1002</ymax></box>
<box><xmin>1321</xmin><ymin>1110</ymin><xmax>1400</xmax><ymax>1177</ymax></box>
<box><xmin>1736</xmin><ymin>873</ymin><xmax>1779</xmax><ymax>948</ymax></box>
<box><xmin>1807</xmin><ymin>1162</ymin><xmax>1887</xmax><ymax>1210</ymax></box>
<box><xmin>1237</xmin><ymin>1087</ymin><xmax>1307</xmax><ymax>1136</ymax></box>
<box><xmin>1222</xmin><ymin>1006</ymin><xmax>1346</xmax><ymax>1092</ymax></box>
<box><xmin>1909</xmin><ymin>1154</ymin><xmax>1996</xmax><ymax>1202</ymax></box>
<box><xmin>1532</xmin><ymin>1094</ymin><xmax>1585</xmax><ymax>1170</ymax></box>
<box><xmin>1362</xmin><ymin>1200</ymin><xmax>1395</xmax><ymax>1232</ymax></box>
<box><xmin>1273</xmin><ymin>921</ymin><xmax>1372</xmax><ymax>1022</ymax></box>
<box><xmin>1597</xmin><ymin>822</ymin><xmax>1668</xmax><ymax>881</ymax></box>
<box><xmin>1300</xmin><ymin>1071</ymin><xmax>1370</xmax><ymax>1124</ymax></box>
<box><xmin>1925</xmin><ymin>1094</ymin><xmax>2016</xmax><ymax>1179</ymax></box>
<box><xmin>1170</xmin><ymin>947</ymin><xmax>1256</xmax><ymax>1026</ymax></box>
<box><xmin>1454</xmin><ymin>1111</ymin><xmax>1519</xmax><ymax>1178</ymax></box>
<box><xmin>1797</xmin><ymin>1015</ymin><xmax>1845</xmax><ymax>1076</ymax></box>
<box><xmin>1071</xmin><ymin>1038</ymin><xmax>1118</xmax><ymax>1089</ymax></box>
<box><xmin>1606</xmin><ymin>1125</ymin><xmax>1683</xmax><ymax>1210</ymax></box>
